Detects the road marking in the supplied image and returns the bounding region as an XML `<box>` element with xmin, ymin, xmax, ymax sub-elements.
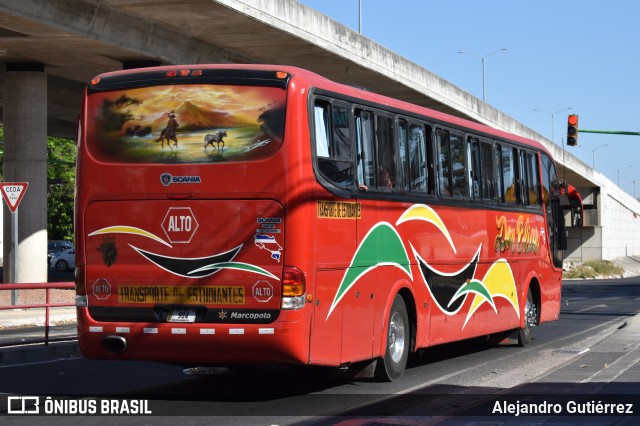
<box><xmin>574</xmin><ymin>304</ymin><xmax>608</xmax><ymax>313</ymax></box>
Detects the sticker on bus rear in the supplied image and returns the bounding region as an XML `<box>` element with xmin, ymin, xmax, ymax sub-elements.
<box><xmin>254</xmin><ymin>233</ymin><xmax>282</xmax><ymax>262</ymax></box>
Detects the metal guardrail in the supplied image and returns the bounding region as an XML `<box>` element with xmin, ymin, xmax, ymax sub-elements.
<box><xmin>0</xmin><ymin>282</ymin><xmax>75</xmax><ymax>346</ymax></box>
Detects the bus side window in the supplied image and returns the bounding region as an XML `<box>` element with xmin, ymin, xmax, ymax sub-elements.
<box><xmin>333</xmin><ymin>104</ymin><xmax>351</xmax><ymax>159</ymax></box>
<box><xmin>314</xmin><ymin>101</ymin><xmax>330</xmax><ymax>158</ymax></box>
<box><xmin>542</xmin><ymin>153</ymin><xmax>564</xmax><ymax>267</ymax></box>
<box><xmin>375</xmin><ymin>114</ymin><xmax>396</xmax><ymax>189</ymax></box>
<box><xmin>501</xmin><ymin>145</ymin><xmax>518</xmax><ymax>204</ymax></box>
<box><xmin>314</xmin><ymin>100</ymin><xmax>355</xmax><ymax>188</ymax></box>
<box><xmin>398</xmin><ymin>119</ymin><xmax>409</xmax><ymax>192</ymax></box>
<box><xmin>450</xmin><ymin>133</ymin><xmax>468</xmax><ymax>198</ymax></box>
<box><xmin>527</xmin><ymin>152</ymin><xmax>541</xmax><ymax>206</ymax></box>
<box><xmin>519</xmin><ymin>150</ymin><xmax>530</xmax><ymax>206</ymax></box>
<box><xmin>436</xmin><ymin>129</ymin><xmax>452</xmax><ymax>197</ymax></box>
<box><xmin>481</xmin><ymin>142</ymin><xmax>495</xmax><ymax>200</ymax></box>
<box><xmin>409</xmin><ymin>123</ymin><xmax>429</xmax><ymax>193</ymax></box>
<box><xmin>355</xmin><ymin>109</ymin><xmax>375</xmax><ymax>190</ymax></box>
<box><xmin>469</xmin><ymin>137</ymin><xmax>481</xmax><ymax>200</ymax></box>
<box><xmin>494</xmin><ymin>144</ymin><xmax>504</xmax><ymax>202</ymax></box>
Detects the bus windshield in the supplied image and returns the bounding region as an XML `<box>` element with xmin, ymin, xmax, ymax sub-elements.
<box><xmin>86</xmin><ymin>84</ymin><xmax>286</xmax><ymax>164</ymax></box>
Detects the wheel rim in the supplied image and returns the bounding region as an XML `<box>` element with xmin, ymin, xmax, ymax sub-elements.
<box><xmin>388</xmin><ymin>311</ymin><xmax>406</xmax><ymax>363</ymax></box>
<box><xmin>57</xmin><ymin>260</ymin><xmax>68</xmax><ymax>271</ymax></box>
<box><xmin>525</xmin><ymin>294</ymin><xmax>537</xmax><ymax>328</ymax></box>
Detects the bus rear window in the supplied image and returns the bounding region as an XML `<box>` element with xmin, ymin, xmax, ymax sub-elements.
<box><xmin>86</xmin><ymin>84</ymin><xmax>286</xmax><ymax>163</ymax></box>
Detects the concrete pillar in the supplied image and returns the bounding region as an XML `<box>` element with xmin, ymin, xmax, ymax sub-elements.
<box><xmin>3</xmin><ymin>63</ymin><xmax>48</xmax><ymax>283</ymax></box>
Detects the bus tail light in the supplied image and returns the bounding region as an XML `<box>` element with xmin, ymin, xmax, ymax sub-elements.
<box><xmin>75</xmin><ymin>267</ymin><xmax>88</xmax><ymax>307</ymax></box>
<box><xmin>166</xmin><ymin>69</ymin><xmax>203</xmax><ymax>77</ymax></box>
<box><xmin>281</xmin><ymin>266</ymin><xmax>306</xmax><ymax>310</ymax></box>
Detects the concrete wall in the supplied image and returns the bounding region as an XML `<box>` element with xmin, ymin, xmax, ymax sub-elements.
<box><xmin>601</xmin><ymin>186</ymin><xmax>640</xmax><ymax>259</ymax></box>
<box><xmin>563</xmin><ymin>167</ymin><xmax>640</xmax><ymax>262</ymax></box>
<box><xmin>566</xmin><ymin>227</ymin><xmax>603</xmax><ymax>263</ymax></box>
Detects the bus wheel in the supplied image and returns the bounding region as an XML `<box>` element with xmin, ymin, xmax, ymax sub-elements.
<box><xmin>375</xmin><ymin>295</ymin><xmax>409</xmax><ymax>382</ymax></box>
<box><xmin>518</xmin><ymin>288</ymin><xmax>537</xmax><ymax>347</ymax></box>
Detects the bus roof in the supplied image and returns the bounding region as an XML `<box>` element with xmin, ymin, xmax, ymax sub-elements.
<box><xmin>90</xmin><ymin>63</ymin><xmax>550</xmax><ymax>157</ymax></box>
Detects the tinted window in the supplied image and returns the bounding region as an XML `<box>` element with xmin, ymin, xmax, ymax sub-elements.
<box><xmin>519</xmin><ymin>150</ymin><xmax>529</xmax><ymax>206</ymax></box>
<box><xmin>436</xmin><ymin>129</ymin><xmax>452</xmax><ymax>196</ymax></box>
<box><xmin>314</xmin><ymin>100</ymin><xmax>354</xmax><ymax>187</ymax></box>
<box><xmin>481</xmin><ymin>142</ymin><xmax>495</xmax><ymax>200</ymax></box>
<box><xmin>356</xmin><ymin>109</ymin><xmax>375</xmax><ymax>189</ymax></box>
<box><xmin>495</xmin><ymin>146</ymin><xmax>504</xmax><ymax>202</ymax></box>
<box><xmin>527</xmin><ymin>152</ymin><xmax>541</xmax><ymax>206</ymax></box>
<box><xmin>375</xmin><ymin>114</ymin><xmax>396</xmax><ymax>189</ymax></box>
<box><xmin>410</xmin><ymin>123</ymin><xmax>430</xmax><ymax>193</ymax></box>
<box><xmin>450</xmin><ymin>134</ymin><xmax>468</xmax><ymax>198</ymax></box>
<box><xmin>469</xmin><ymin>138</ymin><xmax>481</xmax><ymax>200</ymax></box>
<box><xmin>501</xmin><ymin>145</ymin><xmax>517</xmax><ymax>204</ymax></box>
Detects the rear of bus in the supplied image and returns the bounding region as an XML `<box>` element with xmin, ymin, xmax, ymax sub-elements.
<box><xmin>75</xmin><ymin>65</ymin><xmax>311</xmax><ymax>366</ymax></box>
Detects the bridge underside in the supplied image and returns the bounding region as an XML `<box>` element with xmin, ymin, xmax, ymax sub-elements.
<box><xmin>0</xmin><ymin>0</ymin><xmax>484</xmax><ymax>139</ymax></box>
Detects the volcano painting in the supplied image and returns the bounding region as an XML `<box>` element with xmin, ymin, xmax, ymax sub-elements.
<box><xmin>150</xmin><ymin>100</ymin><xmax>241</xmax><ymax>131</ymax></box>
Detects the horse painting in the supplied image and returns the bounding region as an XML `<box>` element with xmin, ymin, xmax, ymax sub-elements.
<box><xmin>204</xmin><ymin>130</ymin><xmax>227</xmax><ymax>151</ymax></box>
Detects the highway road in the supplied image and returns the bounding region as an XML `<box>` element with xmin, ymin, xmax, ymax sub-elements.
<box><xmin>1</xmin><ymin>278</ymin><xmax>639</xmax><ymax>425</ymax></box>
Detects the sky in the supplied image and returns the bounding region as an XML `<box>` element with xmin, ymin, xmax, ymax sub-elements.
<box><xmin>298</xmin><ymin>0</ymin><xmax>640</xmax><ymax>197</ymax></box>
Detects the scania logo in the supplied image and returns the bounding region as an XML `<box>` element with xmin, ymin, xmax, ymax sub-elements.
<box><xmin>160</xmin><ymin>173</ymin><xmax>172</xmax><ymax>186</ymax></box>
<box><xmin>160</xmin><ymin>173</ymin><xmax>202</xmax><ymax>186</ymax></box>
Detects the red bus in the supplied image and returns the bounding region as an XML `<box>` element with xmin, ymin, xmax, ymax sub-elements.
<box><xmin>75</xmin><ymin>64</ymin><xmax>574</xmax><ymax>381</ymax></box>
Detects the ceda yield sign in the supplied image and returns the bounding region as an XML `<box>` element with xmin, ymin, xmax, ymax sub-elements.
<box><xmin>0</xmin><ymin>182</ymin><xmax>28</xmax><ymax>213</ymax></box>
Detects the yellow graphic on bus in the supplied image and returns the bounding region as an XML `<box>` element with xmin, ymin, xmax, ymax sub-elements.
<box><xmin>454</xmin><ymin>259</ymin><xmax>520</xmax><ymax>328</ymax></box>
<box><xmin>89</xmin><ymin>226</ymin><xmax>172</xmax><ymax>247</ymax></box>
<box><xmin>495</xmin><ymin>215</ymin><xmax>540</xmax><ymax>254</ymax></box>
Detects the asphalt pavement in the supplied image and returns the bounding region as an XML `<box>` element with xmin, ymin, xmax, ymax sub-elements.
<box><xmin>1</xmin><ymin>257</ymin><xmax>639</xmax><ymax>407</ymax></box>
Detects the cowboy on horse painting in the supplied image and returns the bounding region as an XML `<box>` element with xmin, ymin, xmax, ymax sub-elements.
<box><xmin>156</xmin><ymin>111</ymin><xmax>179</xmax><ymax>149</ymax></box>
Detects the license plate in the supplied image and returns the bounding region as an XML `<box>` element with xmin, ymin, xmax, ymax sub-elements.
<box><xmin>168</xmin><ymin>309</ymin><xmax>196</xmax><ymax>323</ymax></box>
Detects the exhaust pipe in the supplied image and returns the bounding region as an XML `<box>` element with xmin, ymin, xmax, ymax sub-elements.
<box><xmin>103</xmin><ymin>335</ymin><xmax>127</xmax><ymax>354</ymax></box>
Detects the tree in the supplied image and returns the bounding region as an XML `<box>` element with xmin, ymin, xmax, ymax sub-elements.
<box><xmin>0</xmin><ymin>127</ymin><xmax>76</xmax><ymax>242</ymax></box>
<box><xmin>47</xmin><ymin>136</ymin><xmax>76</xmax><ymax>241</ymax></box>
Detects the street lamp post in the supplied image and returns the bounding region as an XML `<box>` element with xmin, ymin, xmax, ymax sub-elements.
<box><xmin>458</xmin><ymin>48</ymin><xmax>508</xmax><ymax>102</ymax></box>
<box><xmin>591</xmin><ymin>144</ymin><xmax>608</xmax><ymax>169</ymax></box>
<box><xmin>618</xmin><ymin>165</ymin><xmax>631</xmax><ymax>186</ymax></box>
<box><xmin>533</xmin><ymin>107</ymin><xmax>572</xmax><ymax>144</ymax></box>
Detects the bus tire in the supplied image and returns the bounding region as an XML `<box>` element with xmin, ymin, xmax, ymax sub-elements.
<box><xmin>518</xmin><ymin>288</ymin><xmax>537</xmax><ymax>347</ymax></box>
<box><xmin>375</xmin><ymin>294</ymin><xmax>409</xmax><ymax>382</ymax></box>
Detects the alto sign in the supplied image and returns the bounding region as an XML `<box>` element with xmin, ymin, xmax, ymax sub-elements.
<box><xmin>161</xmin><ymin>207</ymin><xmax>199</xmax><ymax>244</ymax></box>
<box><xmin>252</xmin><ymin>281</ymin><xmax>273</xmax><ymax>302</ymax></box>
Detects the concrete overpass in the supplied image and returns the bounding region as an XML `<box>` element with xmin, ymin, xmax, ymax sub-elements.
<box><xmin>0</xmin><ymin>0</ymin><xmax>638</xmax><ymax>282</ymax></box>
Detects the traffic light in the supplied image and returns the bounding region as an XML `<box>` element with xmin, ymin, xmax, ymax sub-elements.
<box><xmin>567</xmin><ymin>114</ymin><xmax>579</xmax><ymax>146</ymax></box>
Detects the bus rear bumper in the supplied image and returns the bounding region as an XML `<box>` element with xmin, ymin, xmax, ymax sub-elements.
<box><xmin>76</xmin><ymin>308</ymin><xmax>310</xmax><ymax>366</ymax></box>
